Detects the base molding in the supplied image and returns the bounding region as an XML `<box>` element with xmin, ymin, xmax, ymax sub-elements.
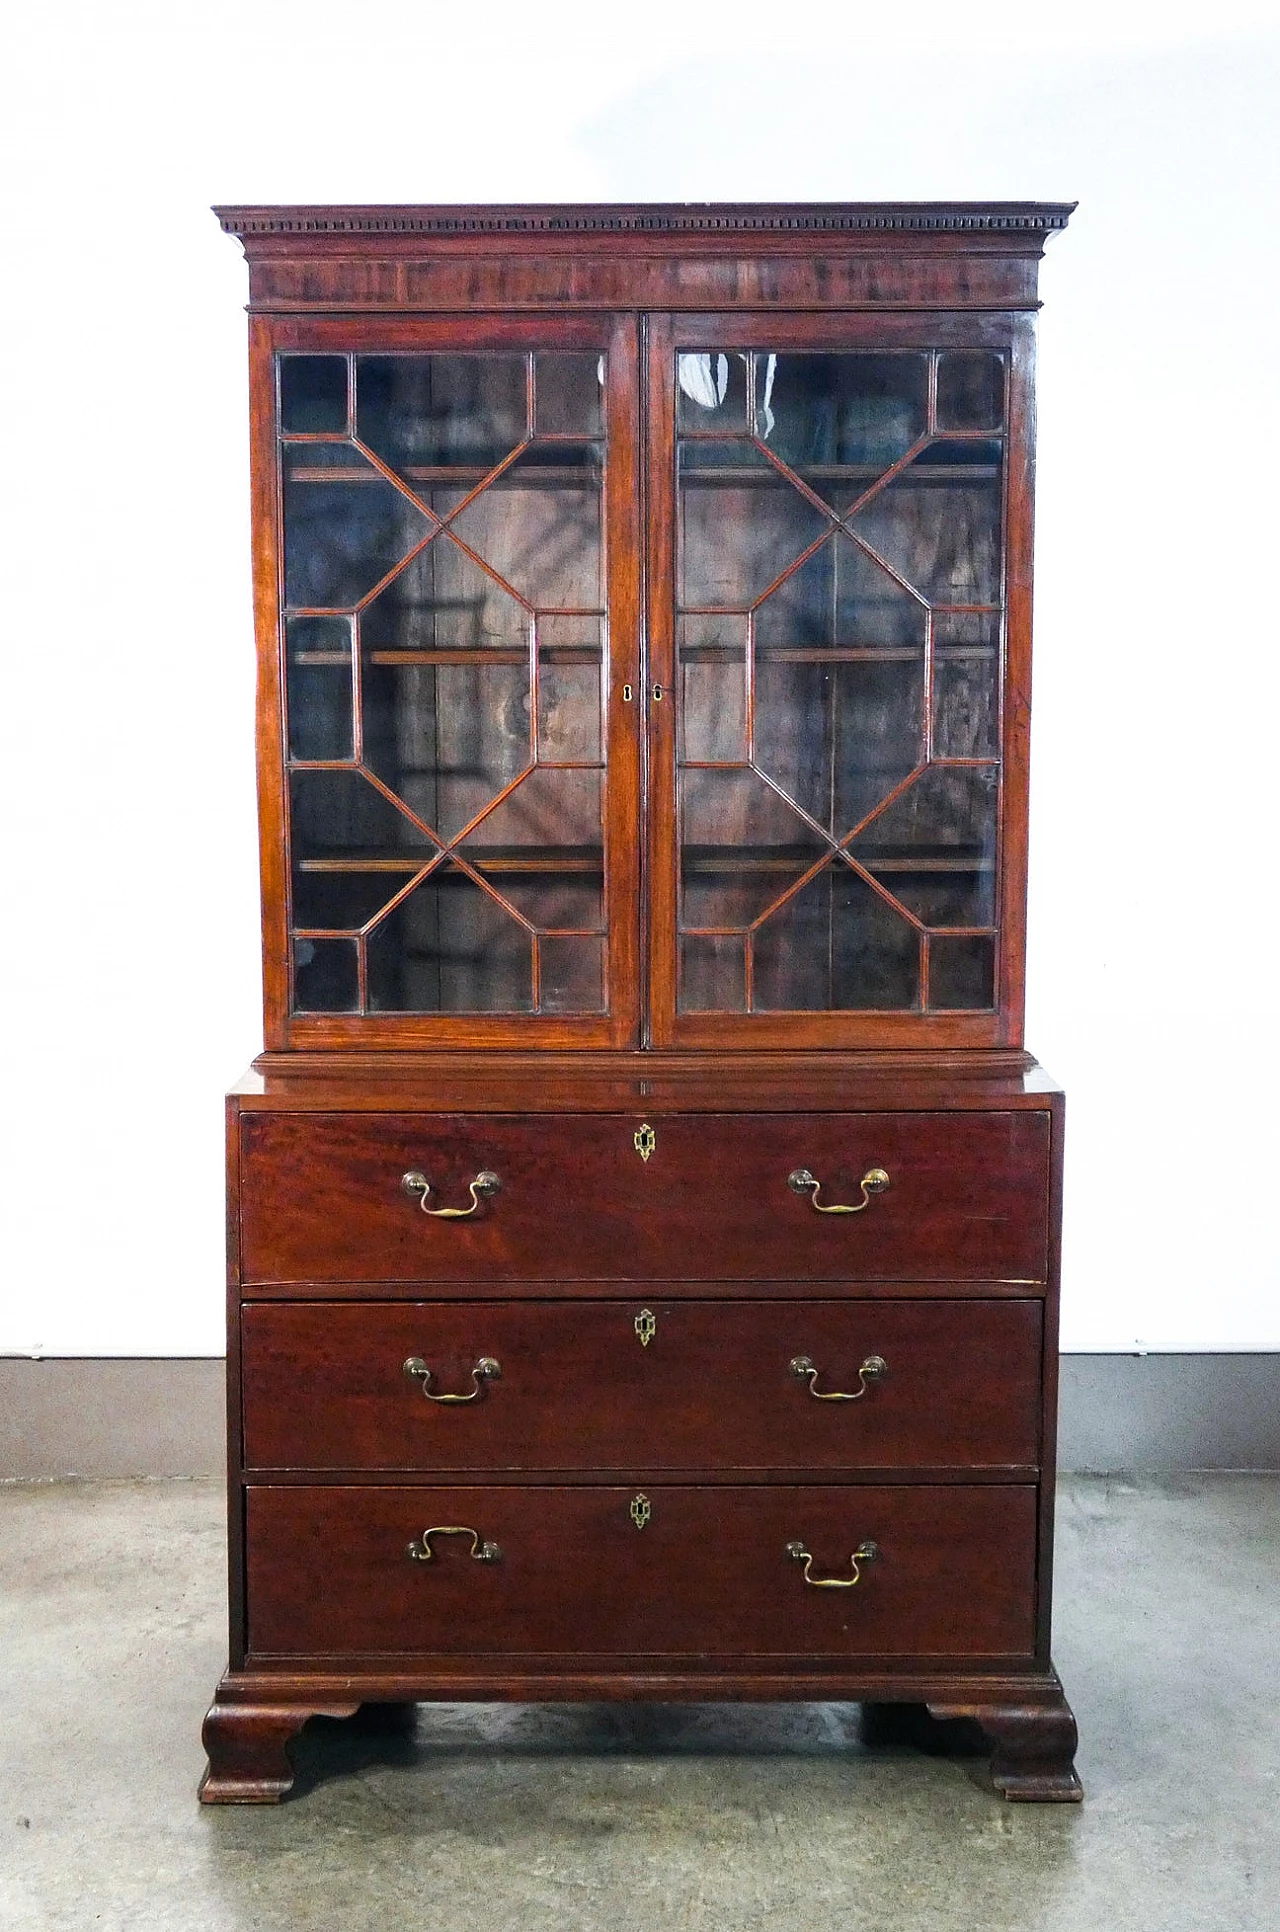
<box><xmin>200</xmin><ymin>1664</ymin><xmax>1080</xmax><ymax>1805</ymax></box>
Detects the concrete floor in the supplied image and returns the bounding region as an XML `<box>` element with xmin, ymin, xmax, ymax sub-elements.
<box><xmin>1</xmin><ymin>1478</ymin><xmax>1276</xmax><ymax>1932</ymax></box>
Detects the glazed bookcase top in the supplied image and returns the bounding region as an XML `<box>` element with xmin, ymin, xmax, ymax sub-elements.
<box><xmin>225</xmin><ymin>203</ymin><xmax>1073</xmax><ymax>1052</ymax></box>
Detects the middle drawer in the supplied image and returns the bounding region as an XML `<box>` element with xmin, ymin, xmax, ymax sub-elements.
<box><xmin>241</xmin><ymin>1298</ymin><xmax>1042</xmax><ymax>1473</ymax></box>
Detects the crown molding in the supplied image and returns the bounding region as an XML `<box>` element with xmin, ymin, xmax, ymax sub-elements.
<box><xmin>215</xmin><ymin>202</ymin><xmax>1076</xmax><ymax>241</ymax></box>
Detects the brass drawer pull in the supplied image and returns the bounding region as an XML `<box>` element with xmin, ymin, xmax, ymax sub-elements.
<box><xmin>786</xmin><ymin>1538</ymin><xmax>879</xmax><ymax>1588</ymax></box>
<box><xmin>401</xmin><ymin>1169</ymin><xmax>500</xmax><ymax>1218</ymax></box>
<box><xmin>403</xmin><ymin>1356</ymin><xmax>501</xmax><ymax>1402</ymax></box>
<box><xmin>787</xmin><ymin>1166</ymin><xmax>889</xmax><ymax>1214</ymax></box>
<box><xmin>407</xmin><ymin>1526</ymin><xmax>502</xmax><ymax>1564</ymax></box>
<box><xmin>790</xmin><ymin>1353</ymin><xmax>887</xmax><ymax>1401</ymax></box>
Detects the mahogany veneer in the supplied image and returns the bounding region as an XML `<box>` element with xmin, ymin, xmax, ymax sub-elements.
<box><xmin>203</xmin><ymin>202</ymin><xmax>1080</xmax><ymax>1808</ymax></box>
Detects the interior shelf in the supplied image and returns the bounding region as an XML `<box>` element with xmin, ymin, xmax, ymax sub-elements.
<box><xmin>296</xmin><ymin>848</ymin><xmax>604</xmax><ymax>875</ymax></box>
<box><xmin>677</xmin><ymin>645</ymin><xmax>997</xmax><ymax>664</ymax></box>
<box><xmin>681</xmin><ymin>847</ymin><xmax>994</xmax><ymax>875</ymax></box>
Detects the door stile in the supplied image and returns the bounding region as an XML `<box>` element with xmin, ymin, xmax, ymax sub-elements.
<box><xmin>645</xmin><ymin>314</ymin><xmax>680</xmax><ymax>1047</ymax></box>
<box><xmin>600</xmin><ymin>312</ymin><xmax>644</xmax><ymax>1048</ymax></box>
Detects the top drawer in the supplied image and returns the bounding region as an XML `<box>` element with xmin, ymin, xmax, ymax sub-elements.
<box><xmin>238</xmin><ymin>1110</ymin><xmax>1050</xmax><ymax>1286</ymax></box>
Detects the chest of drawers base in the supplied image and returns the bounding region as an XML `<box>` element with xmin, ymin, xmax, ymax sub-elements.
<box><xmin>202</xmin><ymin>1072</ymin><xmax>1080</xmax><ymax>1805</ymax></box>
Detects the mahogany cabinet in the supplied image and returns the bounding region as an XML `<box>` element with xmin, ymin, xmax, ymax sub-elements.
<box><xmin>203</xmin><ymin>201</ymin><xmax>1079</xmax><ymax>1804</ymax></box>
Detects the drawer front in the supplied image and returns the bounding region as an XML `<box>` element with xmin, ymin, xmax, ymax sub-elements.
<box><xmin>245</xmin><ymin>1483</ymin><xmax>1038</xmax><ymax>1661</ymax></box>
<box><xmin>239</xmin><ymin>1110</ymin><xmax>1050</xmax><ymax>1285</ymax></box>
<box><xmin>241</xmin><ymin>1298</ymin><xmax>1043</xmax><ymax>1473</ymax></box>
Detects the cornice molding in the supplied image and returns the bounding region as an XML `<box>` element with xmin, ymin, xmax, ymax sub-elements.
<box><xmin>215</xmin><ymin>202</ymin><xmax>1076</xmax><ymax>241</ymax></box>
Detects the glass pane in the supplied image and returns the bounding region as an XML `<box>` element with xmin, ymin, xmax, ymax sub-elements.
<box><xmin>538</xmin><ymin>658</ymin><xmax>600</xmax><ymax>764</ymax></box>
<box><xmin>934</xmin><ymin>610</ymin><xmax>1000</xmax><ymax>761</ymax></box>
<box><xmin>681</xmin><ymin>441</ymin><xmax>827</xmax><ymax>609</ymax></box>
<box><xmin>755</xmin><ymin>352</ymin><xmax>928</xmax><ymax>489</ymax></box>
<box><xmin>535</xmin><ymin>354</ymin><xmax>604</xmax><ymax>437</ymax></box>
<box><xmin>283</xmin><ymin>444</ymin><xmax>429</xmax><ymax>610</ymax></box>
<box><xmin>755</xmin><ymin>537</ymin><xmax>927</xmax><ymax>650</ymax></box>
<box><xmin>356</xmin><ymin>355</ymin><xmax>526</xmax><ymax>473</ymax></box>
<box><xmin>752</xmin><ymin>656</ymin><xmax>924</xmax><ymax>840</ymax></box>
<box><xmin>290</xmin><ymin>769</ymin><xmax>435</xmax><ymax>930</ymax></box>
<box><xmin>467</xmin><ymin>765</ymin><xmax>601</xmax><ymax>850</ymax></box>
<box><xmin>540</xmin><ymin>934</ymin><xmax>605</xmax><ymax>1012</ymax></box>
<box><xmin>679</xmin><ymin>616</ymin><xmax>747</xmax><ymax>765</ymax></box>
<box><xmin>363</xmin><ymin>654</ymin><xmax>531</xmax><ymax>845</ymax></box>
<box><xmin>367</xmin><ymin>865</ymin><xmax>532</xmax><ymax>1013</ymax></box>
<box><xmin>286</xmin><ymin>616</ymin><xmax>353</xmax><ymax>761</ymax></box>
<box><xmin>460</xmin><ymin>767</ymin><xmax>603</xmax><ymax>931</ymax></box>
<box><xmin>930</xmin><ymin>933</ymin><xmax>996</xmax><ymax>1009</ymax></box>
<box><xmin>290</xmin><ymin>767</ymin><xmax>434</xmax><ymax>860</ymax></box>
<box><xmin>852</xmin><ymin>766</ymin><xmax>998</xmax><ymax>928</ymax></box>
<box><xmin>681</xmin><ymin>769</ymin><xmax>825</xmax><ymax>931</ymax></box>
<box><xmin>280</xmin><ymin>356</ymin><xmax>348</xmax><ymax>435</ymax></box>
<box><xmin>680</xmin><ymin>934</ymin><xmax>747</xmax><ymax>1012</ymax></box>
<box><xmin>293</xmin><ymin>937</ymin><xmax>359</xmax><ymax>1012</ymax></box>
<box><xmin>361</xmin><ymin>535</ymin><xmax>528</xmax><ymax>655</ymax></box>
<box><xmin>292</xmin><ymin>860</ymin><xmax>417</xmax><ymax>934</ymax></box>
<box><xmin>445</xmin><ymin>448</ymin><xmax>602</xmax><ymax>609</ymax></box>
<box><xmin>850</xmin><ymin>441</ymin><xmax>1003</xmax><ymax>606</ymax></box>
<box><xmin>752</xmin><ymin>866</ymin><xmax>919</xmax><ymax>1011</ymax></box>
<box><xmin>936</xmin><ymin>353</ymin><xmax>1006</xmax><ymax>434</ymax></box>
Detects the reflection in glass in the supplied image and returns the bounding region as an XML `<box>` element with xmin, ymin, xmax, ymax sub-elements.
<box><xmin>677</xmin><ymin>352</ymin><xmax>749</xmax><ymax>430</ymax></box>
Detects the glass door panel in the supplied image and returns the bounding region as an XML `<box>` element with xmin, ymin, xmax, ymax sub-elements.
<box><xmin>275</xmin><ymin>333</ymin><xmax>635</xmax><ymax>1037</ymax></box>
<box><xmin>661</xmin><ymin>334</ymin><xmax>1009</xmax><ymax>1036</ymax></box>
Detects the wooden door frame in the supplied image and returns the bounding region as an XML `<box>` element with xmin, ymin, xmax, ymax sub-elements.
<box><xmin>645</xmin><ymin>309</ymin><xmax>1035</xmax><ymax>1051</ymax></box>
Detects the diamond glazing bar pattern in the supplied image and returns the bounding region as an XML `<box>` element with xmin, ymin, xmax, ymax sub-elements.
<box><xmin>281</xmin><ymin>349</ymin><xmax>609</xmax><ymax>1017</ymax></box>
<box><xmin>675</xmin><ymin>348</ymin><xmax>1005</xmax><ymax>1016</ymax></box>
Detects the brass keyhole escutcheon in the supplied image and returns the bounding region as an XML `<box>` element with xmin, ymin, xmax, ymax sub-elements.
<box><xmin>634</xmin><ymin>1309</ymin><xmax>657</xmax><ymax>1348</ymax></box>
<box><xmin>630</xmin><ymin>1493</ymin><xmax>652</xmax><ymax>1530</ymax></box>
<box><xmin>634</xmin><ymin>1123</ymin><xmax>656</xmax><ymax>1162</ymax></box>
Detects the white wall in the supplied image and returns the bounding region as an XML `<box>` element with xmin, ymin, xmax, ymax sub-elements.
<box><xmin>2</xmin><ymin>0</ymin><xmax>1277</xmax><ymax>1356</ymax></box>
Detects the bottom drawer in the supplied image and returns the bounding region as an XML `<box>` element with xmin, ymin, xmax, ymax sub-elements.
<box><xmin>246</xmin><ymin>1483</ymin><xmax>1037</xmax><ymax>1662</ymax></box>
